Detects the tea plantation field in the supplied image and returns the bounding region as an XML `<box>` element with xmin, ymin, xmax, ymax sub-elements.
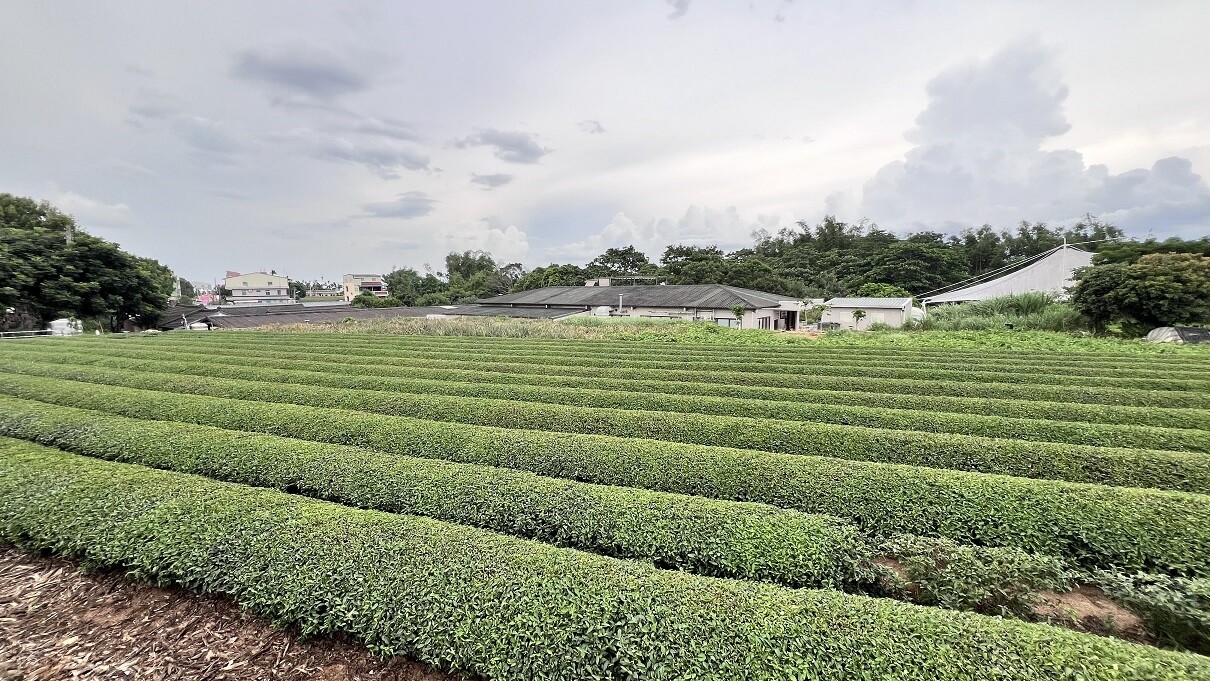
<box><xmin>1</xmin><ymin>332</ymin><xmax>1208</xmax><ymax>680</ymax></box>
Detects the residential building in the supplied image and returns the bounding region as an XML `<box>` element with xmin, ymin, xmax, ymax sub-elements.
<box><xmin>343</xmin><ymin>274</ymin><xmax>390</xmax><ymax>302</ymax></box>
<box><xmin>478</xmin><ymin>283</ymin><xmax>804</xmax><ymax>330</ymax></box>
<box><xmin>222</xmin><ymin>270</ymin><xmax>293</xmax><ymax>305</ymax></box>
<box><xmin>821</xmin><ymin>297</ymin><xmax>913</xmax><ymax>331</ymax></box>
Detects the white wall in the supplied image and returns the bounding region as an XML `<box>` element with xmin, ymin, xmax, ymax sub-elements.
<box><xmin>821</xmin><ymin>306</ymin><xmax>907</xmax><ymax>331</ymax></box>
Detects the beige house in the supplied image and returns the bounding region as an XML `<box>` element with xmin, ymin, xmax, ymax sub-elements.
<box><xmin>821</xmin><ymin>297</ymin><xmax>913</xmax><ymax>331</ymax></box>
<box><xmin>343</xmin><ymin>274</ymin><xmax>389</xmax><ymax>302</ymax></box>
<box><xmin>222</xmin><ymin>271</ymin><xmax>292</xmax><ymax>305</ymax></box>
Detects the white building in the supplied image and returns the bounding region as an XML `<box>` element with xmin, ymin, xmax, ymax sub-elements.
<box><xmin>821</xmin><ymin>297</ymin><xmax>914</xmax><ymax>331</ymax></box>
<box><xmin>222</xmin><ymin>270</ymin><xmax>292</xmax><ymax>305</ymax></box>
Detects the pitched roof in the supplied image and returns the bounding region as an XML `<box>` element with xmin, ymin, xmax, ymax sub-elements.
<box><xmin>824</xmin><ymin>297</ymin><xmax>913</xmax><ymax>309</ymax></box>
<box><xmin>479</xmin><ymin>284</ymin><xmax>792</xmax><ymax>310</ymax></box>
<box><xmin>923</xmin><ymin>246</ymin><xmax>1093</xmax><ymax>304</ymax></box>
<box><xmin>198</xmin><ymin>304</ymin><xmax>579</xmax><ymax>329</ymax></box>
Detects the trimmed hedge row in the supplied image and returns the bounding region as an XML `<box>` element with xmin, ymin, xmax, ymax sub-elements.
<box><xmin>9</xmin><ymin>350</ymin><xmax>1206</xmax><ymax>452</ymax></box>
<box><xmin>13</xmin><ymin>342</ymin><xmax>1206</xmax><ymax>430</ymax></box>
<box><xmin>0</xmin><ymin>398</ymin><xmax>875</xmax><ymax>589</ymax></box>
<box><xmin>5</xmin><ymin>443</ymin><xmax>1206</xmax><ymax>681</ymax></box>
<box><xmin>39</xmin><ymin>340</ymin><xmax>1209</xmax><ymax>408</ymax></box>
<box><xmin>113</xmin><ymin>332</ymin><xmax>1210</xmax><ymax>371</ymax></box>
<box><xmin>92</xmin><ymin>336</ymin><xmax>1210</xmax><ymax>391</ymax></box>
<box><xmin>5</xmin><ymin>363</ymin><xmax>1205</xmax><ymax>492</ymax></box>
<box><xmin>1</xmin><ymin>379</ymin><xmax>1206</xmax><ymax>575</ymax></box>
<box><xmin>104</xmin><ymin>333</ymin><xmax>1210</xmax><ymax>380</ymax></box>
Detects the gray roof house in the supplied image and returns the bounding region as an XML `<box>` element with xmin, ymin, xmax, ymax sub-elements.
<box><xmin>821</xmin><ymin>297</ymin><xmax>914</xmax><ymax>331</ymax></box>
<box><xmin>479</xmin><ymin>284</ymin><xmax>804</xmax><ymax>330</ymax></box>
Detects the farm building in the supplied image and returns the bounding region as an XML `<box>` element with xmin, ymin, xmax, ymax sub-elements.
<box><xmin>478</xmin><ymin>283</ymin><xmax>805</xmax><ymax>330</ymax></box>
<box><xmin>922</xmin><ymin>245</ymin><xmax>1093</xmax><ymax>306</ymax></box>
<box><xmin>821</xmin><ymin>297</ymin><xmax>914</xmax><ymax>331</ymax></box>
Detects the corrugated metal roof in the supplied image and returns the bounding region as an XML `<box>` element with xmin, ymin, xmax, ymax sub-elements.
<box><xmin>824</xmin><ymin>297</ymin><xmax>913</xmax><ymax>309</ymax></box>
<box><xmin>479</xmin><ymin>284</ymin><xmax>790</xmax><ymax>309</ymax></box>
<box><xmin>200</xmin><ymin>304</ymin><xmax>579</xmax><ymax>329</ymax></box>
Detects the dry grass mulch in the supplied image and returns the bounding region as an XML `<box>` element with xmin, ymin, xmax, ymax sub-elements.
<box><xmin>0</xmin><ymin>546</ymin><xmax>462</xmax><ymax>681</ymax></box>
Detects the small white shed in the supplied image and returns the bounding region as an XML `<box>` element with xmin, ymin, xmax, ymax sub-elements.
<box><xmin>821</xmin><ymin>298</ymin><xmax>913</xmax><ymax>331</ymax></box>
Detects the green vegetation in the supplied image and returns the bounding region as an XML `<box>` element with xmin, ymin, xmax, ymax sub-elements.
<box><xmin>2</xmin><ymin>330</ymin><xmax>1208</xmax><ymax>671</ymax></box>
<box><xmin>0</xmin><ymin>193</ymin><xmax>175</xmax><ymax>330</ymax></box>
<box><xmin>4</xmin><ymin>441</ymin><xmax>1207</xmax><ymax>680</ymax></box>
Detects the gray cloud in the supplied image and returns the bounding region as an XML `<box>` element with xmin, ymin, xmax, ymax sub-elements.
<box><xmin>350</xmin><ymin>116</ymin><xmax>422</xmax><ymax>142</ymax></box>
<box><xmin>360</xmin><ymin>191</ymin><xmax>437</xmax><ymax>219</ymax></box>
<box><xmin>277</xmin><ymin>129</ymin><xmax>429</xmax><ymax>178</ymax></box>
<box><xmin>579</xmin><ymin>120</ymin><xmax>605</xmax><ymax>134</ymax></box>
<box><xmin>453</xmin><ymin>128</ymin><xmax>550</xmax><ymax>164</ymax></box>
<box><xmin>667</xmin><ymin>0</ymin><xmax>690</xmax><ymax>19</ymax></box>
<box><xmin>231</xmin><ymin>43</ymin><xmax>370</xmax><ymax>103</ymax></box>
<box><xmin>470</xmin><ymin>173</ymin><xmax>514</xmax><ymax>189</ymax></box>
<box><xmin>859</xmin><ymin>41</ymin><xmax>1210</xmax><ymax>236</ymax></box>
<box><xmin>172</xmin><ymin>116</ymin><xmax>248</xmax><ymax>166</ymax></box>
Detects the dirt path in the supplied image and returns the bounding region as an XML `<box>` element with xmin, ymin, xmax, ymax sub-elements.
<box><xmin>0</xmin><ymin>547</ymin><xmax>461</xmax><ymax>680</ymax></box>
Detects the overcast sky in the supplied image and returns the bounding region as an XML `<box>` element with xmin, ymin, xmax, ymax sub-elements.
<box><xmin>4</xmin><ymin>1</ymin><xmax>1208</xmax><ymax>282</ymax></box>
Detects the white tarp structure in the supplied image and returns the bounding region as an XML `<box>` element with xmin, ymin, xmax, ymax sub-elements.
<box><xmin>923</xmin><ymin>246</ymin><xmax>1093</xmax><ymax>305</ymax></box>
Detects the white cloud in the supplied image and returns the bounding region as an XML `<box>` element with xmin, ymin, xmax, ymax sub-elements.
<box><xmin>443</xmin><ymin>217</ymin><xmax>530</xmax><ymax>263</ymax></box>
<box><xmin>550</xmin><ymin>206</ymin><xmax>770</xmax><ymax>262</ymax></box>
<box><xmin>48</xmin><ymin>186</ymin><xmax>134</xmax><ymax>228</ymax></box>
<box><xmin>857</xmin><ymin>41</ymin><xmax>1210</xmax><ymax>236</ymax></box>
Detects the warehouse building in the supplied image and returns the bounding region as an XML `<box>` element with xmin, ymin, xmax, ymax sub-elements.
<box><xmin>477</xmin><ymin>283</ymin><xmax>804</xmax><ymax>330</ymax></box>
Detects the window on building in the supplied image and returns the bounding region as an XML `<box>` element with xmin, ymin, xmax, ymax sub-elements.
<box><xmin>716</xmin><ymin>318</ymin><xmax>738</xmax><ymax>328</ymax></box>
<box><xmin>758</xmin><ymin>317</ymin><xmax>771</xmax><ymax>330</ymax></box>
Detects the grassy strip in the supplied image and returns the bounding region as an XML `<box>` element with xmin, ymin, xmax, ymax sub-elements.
<box><xmin>8</xmin><ymin>349</ymin><xmax>1205</xmax><ymax>452</ymax></box>
<box><xmin>13</xmin><ymin>342</ymin><xmax>1205</xmax><ymax>429</ymax></box>
<box><xmin>0</xmin><ymin>397</ymin><xmax>874</xmax><ymax>589</ymax></box>
<box><xmin>151</xmin><ymin>333</ymin><xmax>1210</xmax><ymax>377</ymax></box>
<box><xmin>4</xmin><ymin>362</ymin><xmax>1204</xmax><ymax>492</ymax></box>
<box><xmin>0</xmin><ymin>380</ymin><xmax>1205</xmax><ymax>575</ymax></box>
<box><xmin>104</xmin><ymin>333</ymin><xmax>1210</xmax><ymax>379</ymax></box>
<box><xmin>38</xmin><ymin>339</ymin><xmax>1207</xmax><ymax>408</ymax></box>
<box><xmin>4</xmin><ymin>443</ymin><xmax>1206</xmax><ymax>680</ymax></box>
<box><xmin>81</xmin><ymin>337</ymin><xmax>1210</xmax><ymax>391</ymax></box>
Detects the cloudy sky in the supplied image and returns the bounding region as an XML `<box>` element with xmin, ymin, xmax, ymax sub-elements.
<box><xmin>3</xmin><ymin>1</ymin><xmax>1208</xmax><ymax>282</ymax></box>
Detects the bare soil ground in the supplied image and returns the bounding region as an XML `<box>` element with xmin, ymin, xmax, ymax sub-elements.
<box><xmin>0</xmin><ymin>547</ymin><xmax>462</xmax><ymax>681</ymax></box>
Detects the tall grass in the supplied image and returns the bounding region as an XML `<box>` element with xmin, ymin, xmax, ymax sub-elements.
<box><xmin>915</xmin><ymin>294</ymin><xmax>1088</xmax><ymax>332</ymax></box>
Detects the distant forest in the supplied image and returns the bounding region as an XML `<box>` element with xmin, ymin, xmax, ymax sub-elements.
<box><xmin>379</xmin><ymin>215</ymin><xmax>1209</xmax><ymax>306</ymax></box>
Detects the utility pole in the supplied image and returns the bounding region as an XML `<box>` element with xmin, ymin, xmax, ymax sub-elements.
<box><xmin>65</xmin><ymin>223</ymin><xmax>73</xmax><ymax>245</ymax></box>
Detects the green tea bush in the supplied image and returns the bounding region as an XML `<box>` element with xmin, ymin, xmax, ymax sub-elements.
<box><xmin>0</xmin><ymin>397</ymin><xmax>877</xmax><ymax>590</ymax></box>
<box><xmin>7</xmin><ymin>350</ymin><xmax>1204</xmax><ymax>452</ymax></box>
<box><xmin>0</xmin><ymin>379</ymin><xmax>1205</xmax><ymax>575</ymax></box>
<box><xmin>83</xmin><ymin>334</ymin><xmax>1210</xmax><ymax>391</ymax></box>
<box><xmin>1086</xmin><ymin>572</ymin><xmax>1210</xmax><ymax>655</ymax></box>
<box><xmin>67</xmin><ymin>340</ymin><xmax>1205</xmax><ymax>407</ymax></box>
<box><xmin>2</xmin><ymin>442</ymin><xmax>1207</xmax><ymax>681</ymax></box>
<box><xmin>14</xmin><ymin>342</ymin><xmax>1206</xmax><ymax>429</ymax></box>
<box><xmin>5</xmin><ymin>363</ymin><xmax>1206</xmax><ymax>491</ymax></box>
<box><xmin>878</xmin><ymin>534</ymin><xmax>1069</xmax><ymax>617</ymax></box>
<box><xmin>94</xmin><ymin>331</ymin><xmax>1210</xmax><ymax>378</ymax></box>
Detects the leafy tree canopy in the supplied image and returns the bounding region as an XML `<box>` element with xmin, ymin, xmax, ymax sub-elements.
<box><xmin>0</xmin><ymin>193</ymin><xmax>174</xmax><ymax>329</ymax></box>
<box><xmin>1071</xmin><ymin>253</ymin><xmax>1210</xmax><ymax>334</ymax></box>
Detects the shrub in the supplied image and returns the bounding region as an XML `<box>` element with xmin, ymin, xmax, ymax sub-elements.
<box><xmin>6</xmin><ymin>348</ymin><xmax>1205</xmax><ymax>452</ymax></box>
<box><xmin>3</xmin><ymin>442</ymin><xmax>1208</xmax><ymax>681</ymax></box>
<box><xmin>0</xmin><ymin>379</ymin><xmax>1205</xmax><ymax>576</ymax></box>
<box><xmin>4</xmin><ymin>363</ymin><xmax>1207</xmax><ymax>492</ymax></box>
<box><xmin>0</xmin><ymin>396</ymin><xmax>877</xmax><ymax>590</ymax></box>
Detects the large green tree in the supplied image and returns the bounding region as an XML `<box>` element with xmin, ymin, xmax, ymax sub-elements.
<box><xmin>1071</xmin><ymin>253</ymin><xmax>1210</xmax><ymax>334</ymax></box>
<box><xmin>0</xmin><ymin>194</ymin><xmax>174</xmax><ymax>329</ymax></box>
